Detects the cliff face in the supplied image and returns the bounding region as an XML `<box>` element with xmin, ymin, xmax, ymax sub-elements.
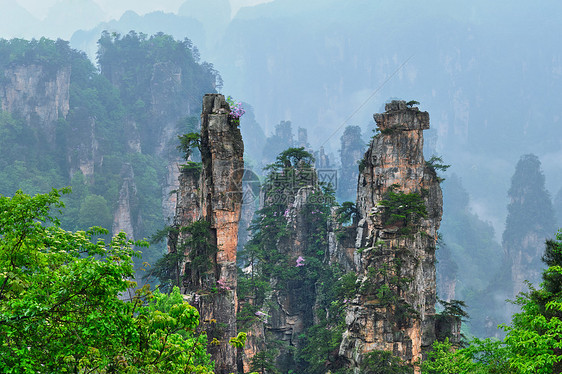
<box><xmin>112</xmin><ymin>163</ymin><xmax>140</xmax><ymax>240</ymax></box>
<box><xmin>1</xmin><ymin>64</ymin><xmax>70</xmax><ymax>143</ymax></box>
<box><xmin>199</xmin><ymin>94</ymin><xmax>244</xmax><ymax>374</ymax></box>
<box><xmin>172</xmin><ymin>94</ymin><xmax>244</xmax><ymax>374</ymax></box>
<box><xmin>339</xmin><ymin>101</ymin><xmax>443</xmax><ymax>369</ymax></box>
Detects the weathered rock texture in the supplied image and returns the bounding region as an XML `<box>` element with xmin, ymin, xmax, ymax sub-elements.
<box><xmin>172</xmin><ymin>94</ymin><xmax>244</xmax><ymax>374</ymax></box>
<box><xmin>240</xmin><ymin>183</ymin><xmax>325</xmax><ymax>373</ymax></box>
<box><xmin>339</xmin><ymin>101</ymin><xmax>443</xmax><ymax>370</ymax></box>
<box><xmin>101</xmin><ymin>56</ymin><xmax>206</xmax><ymax>236</ymax></box>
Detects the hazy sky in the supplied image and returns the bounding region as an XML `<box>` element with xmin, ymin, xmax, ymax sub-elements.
<box><xmin>16</xmin><ymin>0</ymin><xmax>272</xmax><ymax>20</ymax></box>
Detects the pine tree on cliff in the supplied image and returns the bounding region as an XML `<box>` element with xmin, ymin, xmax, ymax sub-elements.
<box><xmin>502</xmin><ymin>154</ymin><xmax>556</xmax><ymax>297</ymax></box>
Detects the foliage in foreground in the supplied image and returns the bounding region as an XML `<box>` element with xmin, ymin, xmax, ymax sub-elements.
<box><xmin>0</xmin><ymin>189</ymin><xmax>213</xmax><ymax>373</ymax></box>
<box><xmin>422</xmin><ymin>230</ymin><xmax>562</xmax><ymax>374</ymax></box>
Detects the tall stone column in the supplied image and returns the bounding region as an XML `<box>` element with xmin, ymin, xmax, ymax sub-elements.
<box><xmin>172</xmin><ymin>94</ymin><xmax>244</xmax><ymax>373</ymax></box>
<box><xmin>199</xmin><ymin>94</ymin><xmax>244</xmax><ymax>373</ymax></box>
<box><xmin>339</xmin><ymin>101</ymin><xmax>443</xmax><ymax>371</ymax></box>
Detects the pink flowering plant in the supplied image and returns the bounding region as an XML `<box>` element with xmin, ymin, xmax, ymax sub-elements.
<box><xmin>217</xmin><ymin>278</ymin><xmax>231</xmax><ymax>291</ymax></box>
<box><xmin>226</xmin><ymin>96</ymin><xmax>245</xmax><ymax>126</ymax></box>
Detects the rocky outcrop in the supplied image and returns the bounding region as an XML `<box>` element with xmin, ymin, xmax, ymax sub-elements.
<box><xmin>315</xmin><ymin>146</ymin><xmax>331</xmax><ymax>169</ymax></box>
<box><xmin>152</xmin><ymin>62</ymin><xmax>191</xmax><ymax>157</ymax></box>
<box><xmin>296</xmin><ymin>127</ymin><xmax>309</xmax><ymax>148</ymax></box>
<box><xmin>327</xmin><ymin>209</ymin><xmax>357</xmax><ymax>272</ymax></box>
<box><xmin>171</xmin><ymin>94</ymin><xmax>244</xmax><ymax>374</ymax></box>
<box><xmin>339</xmin><ymin>101</ymin><xmax>443</xmax><ymax>370</ymax></box>
<box><xmin>1</xmin><ymin>64</ymin><xmax>70</xmax><ymax>143</ymax></box>
<box><xmin>338</xmin><ymin>125</ymin><xmax>365</xmax><ymax>202</ymax></box>
<box><xmin>65</xmin><ymin>112</ymin><xmax>100</xmax><ymax>181</ymax></box>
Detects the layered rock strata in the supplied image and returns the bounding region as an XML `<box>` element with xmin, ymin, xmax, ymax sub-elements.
<box><xmin>339</xmin><ymin>101</ymin><xmax>443</xmax><ymax>370</ymax></box>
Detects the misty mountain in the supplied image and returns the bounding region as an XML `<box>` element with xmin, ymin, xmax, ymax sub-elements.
<box><xmin>0</xmin><ymin>0</ymin><xmax>39</xmax><ymax>38</ymax></box>
<box><xmin>42</xmin><ymin>0</ymin><xmax>105</xmax><ymax>39</ymax></box>
<box><xmin>71</xmin><ymin>11</ymin><xmax>206</xmax><ymax>62</ymax></box>
<box><xmin>66</xmin><ymin>1</ymin><xmax>562</xmax><ymax>241</ymax></box>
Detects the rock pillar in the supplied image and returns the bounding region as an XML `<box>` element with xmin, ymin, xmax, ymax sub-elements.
<box><xmin>172</xmin><ymin>94</ymin><xmax>244</xmax><ymax>373</ymax></box>
<box><xmin>339</xmin><ymin>101</ymin><xmax>443</xmax><ymax>371</ymax></box>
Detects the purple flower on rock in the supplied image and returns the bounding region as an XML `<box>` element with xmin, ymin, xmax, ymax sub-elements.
<box><xmin>226</xmin><ymin>96</ymin><xmax>245</xmax><ymax>121</ymax></box>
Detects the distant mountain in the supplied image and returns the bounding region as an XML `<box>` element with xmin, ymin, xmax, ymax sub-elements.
<box><xmin>0</xmin><ymin>0</ymin><xmax>39</xmax><ymax>38</ymax></box>
<box><xmin>66</xmin><ymin>0</ymin><xmax>562</xmax><ymax>236</ymax></box>
<box><xmin>211</xmin><ymin>0</ymin><xmax>562</xmax><ymax>233</ymax></box>
<box><xmin>42</xmin><ymin>0</ymin><xmax>106</xmax><ymax>39</ymax></box>
<box><xmin>70</xmin><ymin>11</ymin><xmax>206</xmax><ymax>61</ymax></box>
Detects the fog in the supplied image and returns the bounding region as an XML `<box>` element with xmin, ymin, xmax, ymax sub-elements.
<box><xmin>1</xmin><ymin>0</ymin><xmax>561</xmax><ymax>336</ymax></box>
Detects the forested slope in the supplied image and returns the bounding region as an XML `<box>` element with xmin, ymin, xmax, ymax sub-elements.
<box><xmin>0</xmin><ymin>34</ymin><xmax>220</xmax><ymax>267</ymax></box>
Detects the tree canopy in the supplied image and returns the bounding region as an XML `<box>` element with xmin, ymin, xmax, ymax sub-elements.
<box><xmin>422</xmin><ymin>230</ymin><xmax>562</xmax><ymax>374</ymax></box>
<box><xmin>0</xmin><ymin>189</ymin><xmax>213</xmax><ymax>373</ymax></box>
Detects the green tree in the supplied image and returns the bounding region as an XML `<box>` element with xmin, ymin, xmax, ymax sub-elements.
<box><xmin>78</xmin><ymin>193</ymin><xmax>112</xmax><ymax>230</ymax></box>
<box><xmin>178</xmin><ymin>132</ymin><xmax>201</xmax><ymax>161</ymax></box>
<box><xmin>379</xmin><ymin>189</ymin><xmax>427</xmax><ymax>228</ymax></box>
<box><xmin>422</xmin><ymin>230</ymin><xmax>562</xmax><ymax>374</ymax></box>
<box><xmin>360</xmin><ymin>351</ymin><xmax>413</xmax><ymax>374</ymax></box>
<box><xmin>250</xmin><ymin>350</ymin><xmax>280</xmax><ymax>374</ymax></box>
<box><xmin>502</xmin><ymin>230</ymin><xmax>562</xmax><ymax>373</ymax></box>
<box><xmin>0</xmin><ymin>189</ymin><xmax>213</xmax><ymax>373</ymax></box>
<box><xmin>335</xmin><ymin>201</ymin><xmax>357</xmax><ymax>225</ymax></box>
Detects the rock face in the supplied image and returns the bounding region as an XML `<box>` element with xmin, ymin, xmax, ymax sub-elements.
<box><xmin>172</xmin><ymin>94</ymin><xmax>244</xmax><ymax>374</ymax></box>
<box><xmin>266</xmin><ymin>186</ymin><xmax>319</xmax><ymax>371</ymax></box>
<box><xmin>339</xmin><ymin>101</ymin><xmax>443</xmax><ymax>370</ymax></box>
<box><xmin>112</xmin><ymin>163</ymin><xmax>140</xmax><ymax>240</ymax></box>
<box><xmin>1</xmin><ymin>64</ymin><xmax>70</xmax><ymax>143</ymax></box>
<box><xmin>315</xmin><ymin>146</ymin><xmax>331</xmax><ymax>168</ymax></box>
